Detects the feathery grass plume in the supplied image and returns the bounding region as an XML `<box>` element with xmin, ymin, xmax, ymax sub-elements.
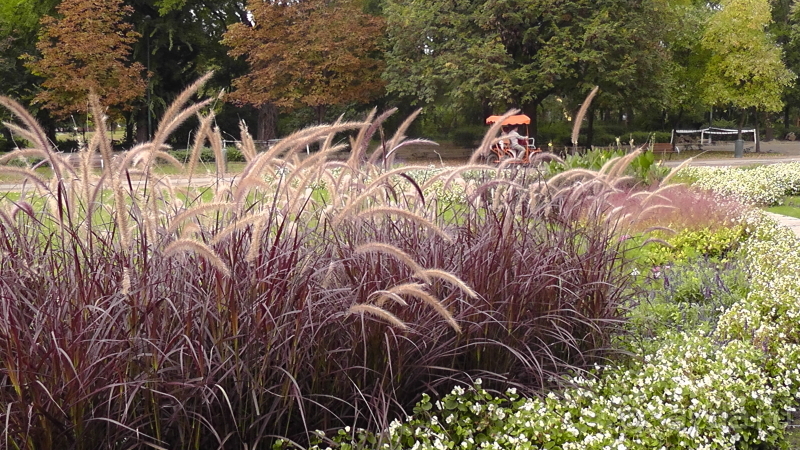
<box><xmin>0</xmin><ymin>96</ymin><xmax>72</xmax><ymax>183</ymax></box>
<box><xmin>338</xmin><ymin>165</ymin><xmax>429</xmax><ymax>210</ymax></box>
<box><xmin>0</xmin><ymin>148</ymin><xmax>49</xmax><ymax>165</ymax></box>
<box><xmin>88</xmin><ymin>92</ymin><xmax>114</xmax><ymax>175</ymax></box>
<box><xmin>237</xmin><ymin>121</ymin><xmax>258</xmax><ymax>162</ymax></box>
<box><xmin>163</xmin><ymin>238</ymin><xmax>231</xmax><ymax>277</ymax></box>
<box><xmin>660</xmin><ymin>157</ymin><xmax>695</xmax><ymax>185</ymax></box>
<box><xmin>232</xmin><ymin>176</ymin><xmax>273</xmax><ymax>205</ymax></box>
<box><xmin>209</xmin><ymin>125</ymin><xmax>226</xmax><ymax>177</ymax></box>
<box><xmin>210</xmin><ymin>214</ymin><xmax>264</xmax><ymax>245</ymax></box>
<box><xmin>346</xmin><ymin>109</ymin><xmax>375</xmax><ymax>162</ymax></box>
<box><xmin>113</xmin><ymin>183</ymin><xmax>130</xmax><ymax>249</ymax></box>
<box><xmin>545</xmin><ymin>168</ymin><xmax>599</xmax><ymax>190</ymax></box>
<box><xmin>414</xmin><ymin>268</ymin><xmax>477</xmax><ymax>299</ymax></box>
<box><xmin>186</xmin><ymin>113</ymin><xmax>216</xmax><ymax>181</ymax></box>
<box><xmin>371</xmin><ymin>108</ymin><xmax>422</xmax><ymax>167</ymax></box>
<box><xmin>350</xmin><ymin>207</ymin><xmax>452</xmax><ymax>242</ymax></box>
<box><xmin>320</xmin><ymin>260</ymin><xmax>344</xmax><ymax>289</ymax></box>
<box><xmin>631</xmin><ymin>204</ymin><xmax>678</xmax><ymax>223</ymax></box>
<box><xmin>638</xmin><ymin>183</ymin><xmax>683</xmax><ymax>206</ymax></box>
<box><xmin>386</xmin><ymin>283</ymin><xmax>461</xmax><ymax>333</ymax></box>
<box><xmin>354</xmin><ymin>242</ymin><xmax>429</xmax><ymax>282</ymax></box>
<box><xmin>347</xmin><ymin>304</ymin><xmax>408</xmax><ymax>330</ymax></box>
<box><xmin>608</xmin><ymin>149</ymin><xmax>642</xmax><ymax>179</ymax></box>
<box><xmin>149</xmin><ymin>72</ymin><xmax>214</xmax><ymax>151</ymax></box>
<box><xmin>529</xmin><ymin>152</ymin><xmax>565</xmax><ymax>165</ymax></box>
<box><xmin>179</xmin><ymin>222</ymin><xmax>202</xmax><ymax>239</ymax></box>
<box><xmin>0</xmin><ymin>167</ymin><xmax>51</xmax><ymax>192</ymax></box>
<box><xmin>571</xmin><ymin>86</ymin><xmax>600</xmax><ymax>148</ymax></box>
<box><xmin>382</xmin><ymin>138</ymin><xmax>440</xmax><ymax>165</ymax></box>
<box><xmin>469</xmin><ymin>109</ymin><xmax>519</xmax><ymax>164</ymax></box>
<box><xmin>641</xmin><ymin>237</ymin><xmax>674</xmax><ymax>248</ymax></box>
<box><xmin>281</xmin><ymin>157</ymin><xmax>336</xmax><ymax>218</ymax></box>
<box><xmin>598</xmin><ymin>155</ymin><xmax>624</xmax><ymax>176</ymax></box>
<box><xmin>611</xmin><ymin>176</ymin><xmax>637</xmax><ymax>189</ymax></box>
<box><xmin>349</xmin><ymin>108</ymin><xmax>396</xmax><ymax>169</ymax></box>
<box><xmin>243</xmin><ymin>123</ymin><xmax>362</xmax><ymax>180</ymax></box>
<box><xmin>368</xmin><ymin>290</ymin><xmax>409</xmax><ymax>307</ymax></box>
<box><xmin>642</xmin><ymin>225</ymin><xmax>677</xmax><ymax>235</ymax></box>
<box><xmin>244</xmin><ymin>216</ymin><xmax>265</xmax><ymax>263</ymax></box>
<box><xmin>166</xmin><ymin>202</ymin><xmax>235</xmax><ymax>235</ymax></box>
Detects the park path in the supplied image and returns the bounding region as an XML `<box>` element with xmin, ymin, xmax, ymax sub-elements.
<box><xmin>765</xmin><ymin>213</ymin><xmax>800</xmax><ymax>239</ymax></box>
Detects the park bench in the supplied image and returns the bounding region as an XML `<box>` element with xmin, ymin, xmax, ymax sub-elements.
<box><xmin>651</xmin><ymin>142</ymin><xmax>678</xmax><ymax>159</ymax></box>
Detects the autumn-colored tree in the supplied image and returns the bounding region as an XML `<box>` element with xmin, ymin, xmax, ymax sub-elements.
<box><xmin>223</xmin><ymin>0</ymin><xmax>385</xmax><ymax>140</ymax></box>
<box><xmin>25</xmin><ymin>0</ymin><xmax>146</xmax><ymax>118</ymax></box>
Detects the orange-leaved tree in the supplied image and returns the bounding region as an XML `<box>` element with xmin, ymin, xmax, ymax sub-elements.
<box><xmin>223</xmin><ymin>0</ymin><xmax>385</xmax><ymax>141</ymax></box>
<box><xmin>25</xmin><ymin>0</ymin><xmax>146</xmax><ymax>119</ymax></box>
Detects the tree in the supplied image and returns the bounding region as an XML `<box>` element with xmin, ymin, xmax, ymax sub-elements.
<box><xmin>701</xmin><ymin>0</ymin><xmax>794</xmax><ymax>139</ymax></box>
<box><xmin>124</xmin><ymin>0</ymin><xmax>252</xmax><ymax>143</ymax></box>
<box><xmin>382</xmin><ymin>0</ymin><xmax>673</xmax><ymax>139</ymax></box>
<box><xmin>25</xmin><ymin>0</ymin><xmax>146</xmax><ymax>119</ymax></box>
<box><xmin>0</xmin><ymin>0</ymin><xmax>61</xmax><ymax>147</ymax></box>
<box><xmin>223</xmin><ymin>0</ymin><xmax>385</xmax><ymax>141</ymax></box>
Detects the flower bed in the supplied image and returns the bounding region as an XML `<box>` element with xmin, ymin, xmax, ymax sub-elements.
<box><xmin>311</xmin><ymin>163</ymin><xmax>800</xmax><ymax>449</ymax></box>
<box><xmin>315</xmin><ymin>211</ymin><xmax>800</xmax><ymax>450</ymax></box>
<box><xmin>679</xmin><ymin>163</ymin><xmax>800</xmax><ymax>206</ymax></box>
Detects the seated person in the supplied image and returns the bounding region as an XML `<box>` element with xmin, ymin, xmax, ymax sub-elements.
<box><xmin>501</xmin><ymin>126</ymin><xmax>527</xmax><ymax>158</ymax></box>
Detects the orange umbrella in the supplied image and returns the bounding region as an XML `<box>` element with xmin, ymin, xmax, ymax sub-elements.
<box><xmin>485</xmin><ymin>114</ymin><xmax>531</xmax><ymax>126</ymax></box>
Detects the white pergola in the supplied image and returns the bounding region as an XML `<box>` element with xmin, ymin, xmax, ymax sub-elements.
<box><xmin>671</xmin><ymin>127</ymin><xmax>757</xmax><ymax>146</ymax></box>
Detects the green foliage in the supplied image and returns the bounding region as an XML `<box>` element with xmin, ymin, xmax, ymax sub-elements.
<box><xmin>449</xmin><ymin>126</ymin><xmax>482</xmax><ymax>148</ymax></box>
<box><xmin>701</xmin><ymin>0</ymin><xmax>795</xmax><ymax>113</ymax></box>
<box><xmin>624</xmin><ymin>258</ymin><xmax>749</xmax><ymax>349</ymax></box>
<box><xmin>318</xmin><ymin>336</ymin><xmax>800</xmax><ymax>450</ymax></box>
<box><xmin>171</xmin><ymin>146</ymin><xmax>245</xmax><ymax>163</ymax></box>
<box><xmin>544</xmin><ymin>147</ymin><xmax>669</xmax><ymax>185</ymax></box>
<box><xmin>636</xmin><ymin>225</ymin><xmax>746</xmax><ymax>267</ymax></box>
<box><xmin>764</xmin><ymin>195</ymin><xmax>800</xmax><ymax>218</ymax></box>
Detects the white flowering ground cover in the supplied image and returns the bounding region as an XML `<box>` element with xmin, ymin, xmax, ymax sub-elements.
<box><xmin>311</xmin><ymin>166</ymin><xmax>800</xmax><ymax>450</ymax></box>
<box><xmin>679</xmin><ymin>163</ymin><xmax>800</xmax><ymax>206</ymax></box>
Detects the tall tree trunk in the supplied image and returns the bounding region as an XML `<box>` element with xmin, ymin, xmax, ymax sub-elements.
<box><xmin>257</xmin><ymin>103</ymin><xmax>278</xmax><ymax>141</ymax></box>
<box><xmin>784</xmin><ymin>104</ymin><xmax>790</xmax><ymax>132</ymax></box>
<box><xmin>765</xmin><ymin>111</ymin><xmax>774</xmax><ymax>141</ymax></box>
<box><xmin>1</xmin><ymin>127</ymin><xmax>12</xmax><ymax>151</ymax></box>
<box><xmin>315</xmin><ymin>105</ymin><xmax>327</xmax><ymax>124</ymax></box>
<box><xmin>587</xmin><ymin>107</ymin><xmax>595</xmax><ymax>148</ymax></box>
<box><xmin>124</xmin><ymin>111</ymin><xmax>135</xmax><ymax>145</ymax></box>
<box><xmin>755</xmin><ymin>109</ymin><xmax>761</xmax><ymax>153</ymax></box>
<box><xmin>136</xmin><ymin>113</ymin><xmax>148</xmax><ymax>143</ymax></box>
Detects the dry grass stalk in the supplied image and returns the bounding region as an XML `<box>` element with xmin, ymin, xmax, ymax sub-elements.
<box><xmin>571</xmin><ymin>86</ymin><xmax>600</xmax><ymax>147</ymax></box>
<box><xmin>354</xmin><ymin>242</ymin><xmax>428</xmax><ymax>281</ymax></box>
<box><xmin>414</xmin><ymin>268</ymin><xmax>477</xmax><ymax>299</ymax></box>
<box><xmin>187</xmin><ymin>113</ymin><xmax>216</xmax><ymax>181</ymax></box>
<box><xmin>166</xmin><ymin>202</ymin><xmax>235</xmax><ymax>235</ymax></box>
<box><xmin>352</xmin><ymin>206</ymin><xmax>452</xmax><ymax>242</ymax></box>
<box><xmin>347</xmin><ymin>304</ymin><xmax>408</xmax><ymax>330</ymax></box>
<box><xmin>163</xmin><ymin>238</ymin><xmax>231</xmax><ymax>277</ymax></box>
<box><xmin>386</xmin><ymin>283</ymin><xmax>461</xmax><ymax>333</ymax></box>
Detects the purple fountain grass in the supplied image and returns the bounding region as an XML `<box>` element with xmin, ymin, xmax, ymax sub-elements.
<box><xmin>0</xmin><ymin>79</ymin><xmax>650</xmax><ymax>448</ymax></box>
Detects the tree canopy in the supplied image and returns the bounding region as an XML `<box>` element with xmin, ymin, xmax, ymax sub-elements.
<box><xmin>0</xmin><ymin>0</ymin><xmax>799</xmax><ymax>145</ymax></box>
<box><xmin>25</xmin><ymin>0</ymin><xmax>146</xmax><ymax>118</ymax></box>
<box><xmin>701</xmin><ymin>0</ymin><xmax>794</xmax><ymax>114</ymax></box>
<box><xmin>224</xmin><ymin>0</ymin><xmax>385</xmax><ymax>128</ymax></box>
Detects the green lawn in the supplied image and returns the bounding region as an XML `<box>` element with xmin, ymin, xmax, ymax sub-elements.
<box><xmin>765</xmin><ymin>196</ymin><xmax>800</xmax><ymax>219</ymax></box>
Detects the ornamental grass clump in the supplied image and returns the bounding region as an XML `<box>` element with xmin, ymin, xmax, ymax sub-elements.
<box><xmin>0</xmin><ymin>82</ymin><xmax>643</xmax><ymax>448</ymax></box>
